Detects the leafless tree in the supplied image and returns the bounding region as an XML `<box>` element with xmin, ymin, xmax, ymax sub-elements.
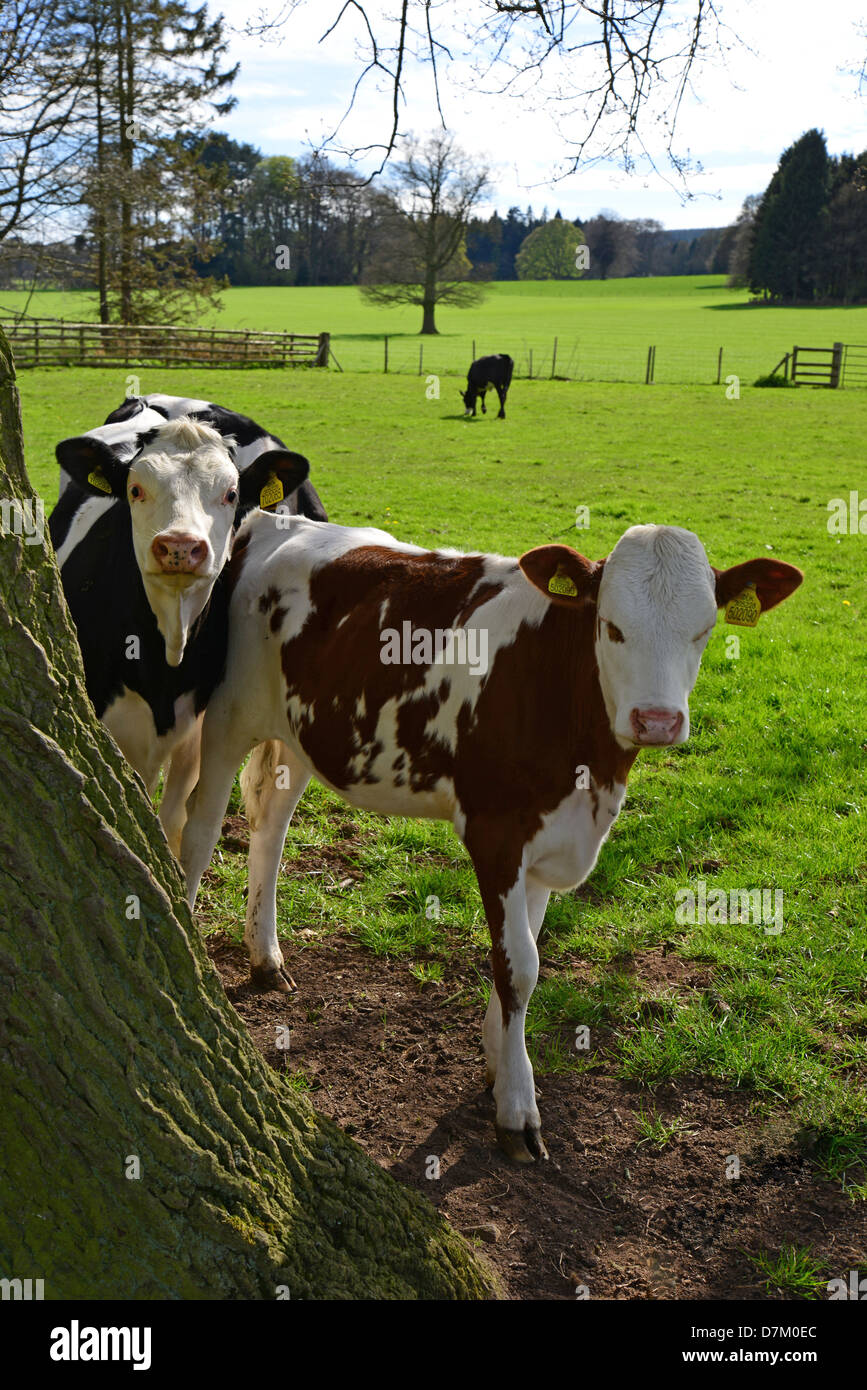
<box><xmin>361</xmin><ymin>131</ymin><xmax>489</xmax><ymax>332</ymax></box>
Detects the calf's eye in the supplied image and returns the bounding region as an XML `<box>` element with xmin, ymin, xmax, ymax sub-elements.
<box><xmin>606</xmin><ymin>622</ymin><xmax>625</xmax><ymax>643</ymax></box>
<box><xmin>224</xmin><ymin>487</ymin><xmax>238</xmax><ymax>505</ymax></box>
<box><xmin>129</xmin><ymin>483</ymin><xmax>144</xmax><ymax>501</ymax></box>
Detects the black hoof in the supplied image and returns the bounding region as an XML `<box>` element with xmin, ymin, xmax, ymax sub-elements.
<box><xmin>495</xmin><ymin>1123</ymin><xmax>549</xmax><ymax>1165</ymax></box>
<box><xmin>249</xmin><ymin>963</ymin><xmax>296</xmax><ymax>994</ymax></box>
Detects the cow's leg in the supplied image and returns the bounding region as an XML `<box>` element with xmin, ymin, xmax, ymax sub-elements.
<box><xmin>181</xmin><ymin>710</ymin><xmax>252</xmax><ymax>910</ymax></box>
<box><xmin>482</xmin><ymin>869</ymin><xmax>549</xmax><ymax>1089</ymax></box>
<box><xmin>158</xmin><ymin>715</ymin><xmax>203</xmax><ymax>858</ymax></box>
<box><xmin>480</xmin><ymin>389</ymin><xmax>487</xmax><ymax>414</ymax></box>
<box><xmin>496</xmin><ymin>386</ymin><xmax>507</xmax><ymax>419</ymax></box>
<box><xmin>468</xmin><ymin>836</ymin><xmax>548</xmax><ymax>1164</ymax></box>
<box><xmin>103</xmin><ymin>689</ymin><xmax>161</xmax><ymax>794</ymax></box>
<box><xmin>240</xmin><ymin>739</ymin><xmax>311</xmax><ymax>993</ymax></box>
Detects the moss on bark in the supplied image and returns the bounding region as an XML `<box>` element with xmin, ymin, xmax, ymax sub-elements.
<box><xmin>0</xmin><ymin>335</ymin><xmax>495</xmax><ymax>1299</ymax></box>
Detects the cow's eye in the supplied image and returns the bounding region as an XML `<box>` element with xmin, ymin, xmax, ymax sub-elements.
<box><xmin>606</xmin><ymin>622</ymin><xmax>625</xmax><ymax>643</ymax></box>
<box><xmin>129</xmin><ymin>483</ymin><xmax>144</xmax><ymax>501</ymax></box>
<box><xmin>224</xmin><ymin>487</ymin><xmax>238</xmax><ymax>505</ymax></box>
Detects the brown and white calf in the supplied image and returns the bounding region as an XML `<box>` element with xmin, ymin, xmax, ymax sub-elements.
<box><xmin>181</xmin><ymin>517</ymin><xmax>802</xmax><ymax>1161</ymax></box>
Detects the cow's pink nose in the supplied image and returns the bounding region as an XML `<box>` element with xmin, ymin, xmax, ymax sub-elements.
<box><xmin>151</xmin><ymin>533</ymin><xmax>207</xmax><ymax>573</ymax></box>
<box><xmin>630</xmin><ymin>707</ymin><xmax>684</xmax><ymax>745</ymax></box>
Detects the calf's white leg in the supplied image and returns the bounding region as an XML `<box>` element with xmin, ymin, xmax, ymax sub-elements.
<box><xmin>159</xmin><ymin>716</ymin><xmax>203</xmax><ymax>857</ymax></box>
<box><xmin>181</xmin><ymin>709</ymin><xmax>252</xmax><ymax>909</ymax></box>
<box><xmin>240</xmin><ymin>740</ymin><xmax>311</xmax><ymax>993</ymax></box>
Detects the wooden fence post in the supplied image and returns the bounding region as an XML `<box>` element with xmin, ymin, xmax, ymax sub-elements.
<box><xmin>830</xmin><ymin>341</ymin><xmax>843</xmax><ymax>389</ymax></box>
<box><xmin>551</xmin><ymin>337</ymin><xmax>558</xmax><ymax>378</ymax></box>
<box><xmin>384</xmin><ymin>335</ymin><xmax>388</xmax><ymax>373</ymax></box>
<box><xmin>645</xmin><ymin>345</ymin><xmax>655</xmax><ymax>384</ymax></box>
<box><xmin>528</xmin><ymin>348</ymin><xmax>533</xmax><ymax>379</ymax></box>
<box><xmin>315</xmin><ymin>332</ymin><xmax>330</xmax><ymax>367</ymax></box>
<box><xmin>716</xmin><ymin>347</ymin><xmax>723</xmax><ymax>385</ymax></box>
<box><xmin>418</xmin><ymin>344</ymin><xmax>423</xmax><ymax>375</ymax></box>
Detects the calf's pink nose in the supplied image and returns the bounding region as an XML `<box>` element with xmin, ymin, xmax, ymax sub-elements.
<box><xmin>630</xmin><ymin>707</ymin><xmax>684</xmax><ymax>745</ymax></box>
<box><xmin>151</xmin><ymin>533</ymin><xmax>207</xmax><ymax>573</ymax></box>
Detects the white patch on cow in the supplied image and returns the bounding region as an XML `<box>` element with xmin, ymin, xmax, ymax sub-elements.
<box><xmin>524</xmin><ymin>781</ymin><xmax>628</xmax><ymax>891</ymax></box>
<box><xmin>594</xmin><ymin>525</ymin><xmax>718</xmax><ymax>748</ymax></box>
<box><xmin>55</xmin><ymin>494</ymin><xmax>116</xmax><ymax>567</ymax></box>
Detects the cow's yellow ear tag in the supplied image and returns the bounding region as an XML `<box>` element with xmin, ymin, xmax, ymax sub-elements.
<box><xmin>87</xmin><ymin>469</ymin><xmax>112</xmax><ymax>494</ymax></box>
<box><xmin>259</xmin><ymin>470</ymin><xmax>283</xmax><ymax>509</ymax></box>
<box><xmin>548</xmin><ymin>564</ymin><xmax>578</xmax><ymax>598</ymax></box>
<box><xmin>725</xmin><ymin>582</ymin><xmax>761</xmax><ymax>627</ymax></box>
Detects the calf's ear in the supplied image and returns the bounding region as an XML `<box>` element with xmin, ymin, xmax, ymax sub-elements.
<box><xmin>239</xmin><ymin>449</ymin><xmax>311</xmax><ymax>511</ymax></box>
<box><xmin>56</xmin><ymin>436</ymin><xmax>128</xmax><ymax>498</ymax></box>
<box><xmin>519</xmin><ymin>544</ymin><xmax>605</xmax><ymax>608</ymax></box>
<box><xmin>713</xmin><ymin>557</ymin><xmax>803</xmax><ymax>613</ymax></box>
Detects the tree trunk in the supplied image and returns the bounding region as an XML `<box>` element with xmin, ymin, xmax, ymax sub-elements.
<box><xmin>0</xmin><ymin>333</ymin><xmax>493</xmax><ymax>1300</ymax></box>
<box><xmin>420</xmin><ymin>285</ymin><xmax>438</xmax><ymax>335</ymax></box>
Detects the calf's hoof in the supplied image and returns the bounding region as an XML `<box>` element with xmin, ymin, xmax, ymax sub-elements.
<box><xmin>249</xmin><ymin>963</ymin><xmax>296</xmax><ymax>994</ymax></box>
<box><xmin>495</xmin><ymin>1123</ymin><xmax>549</xmax><ymax>1165</ymax></box>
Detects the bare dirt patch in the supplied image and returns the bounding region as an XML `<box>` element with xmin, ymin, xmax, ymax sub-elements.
<box><xmin>207</xmin><ymin>928</ymin><xmax>866</xmax><ymax>1301</ymax></box>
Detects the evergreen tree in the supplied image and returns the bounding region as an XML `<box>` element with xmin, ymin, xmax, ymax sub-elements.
<box><xmin>748</xmin><ymin>129</ymin><xmax>830</xmax><ymax>302</ymax></box>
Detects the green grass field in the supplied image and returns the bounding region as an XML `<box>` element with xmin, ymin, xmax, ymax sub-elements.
<box><xmin>13</xmin><ymin>276</ymin><xmax>867</xmax><ymax>1192</ymax></box>
<box><xmin>6</xmin><ymin>274</ymin><xmax>867</xmax><ymax>383</ymax></box>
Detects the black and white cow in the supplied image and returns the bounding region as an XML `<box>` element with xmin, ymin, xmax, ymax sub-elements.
<box><xmin>49</xmin><ymin>394</ymin><xmax>326</xmax><ymax>880</ymax></box>
<box><xmin>461</xmin><ymin>354</ymin><xmax>514</xmax><ymax>419</ymax></box>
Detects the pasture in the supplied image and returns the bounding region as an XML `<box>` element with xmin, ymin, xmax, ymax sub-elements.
<box><xmin>7</xmin><ymin>274</ymin><xmax>867</xmax><ymax>383</ymax></box>
<box><xmin>17</xmin><ymin>285</ymin><xmax>867</xmax><ymax>1298</ymax></box>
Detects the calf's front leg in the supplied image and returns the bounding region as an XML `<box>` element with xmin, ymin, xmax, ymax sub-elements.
<box><xmin>468</xmin><ymin>830</ymin><xmax>548</xmax><ymax>1164</ymax></box>
<box><xmin>240</xmin><ymin>739</ymin><xmax>311</xmax><ymax>992</ymax></box>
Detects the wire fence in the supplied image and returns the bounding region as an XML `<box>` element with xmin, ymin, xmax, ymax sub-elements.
<box><xmin>330</xmin><ymin>334</ymin><xmax>867</xmax><ymax>387</ymax></box>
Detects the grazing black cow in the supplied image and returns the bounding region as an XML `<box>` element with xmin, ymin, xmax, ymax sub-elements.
<box><xmin>460</xmin><ymin>353</ymin><xmax>514</xmax><ymax>419</ymax></box>
<box><xmin>49</xmin><ymin>394</ymin><xmax>327</xmax><ymax>880</ymax></box>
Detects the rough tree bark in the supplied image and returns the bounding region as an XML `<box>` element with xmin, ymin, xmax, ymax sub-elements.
<box><xmin>0</xmin><ymin>333</ymin><xmax>494</xmax><ymax>1300</ymax></box>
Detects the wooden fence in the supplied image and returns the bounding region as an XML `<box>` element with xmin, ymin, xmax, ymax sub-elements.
<box><xmin>790</xmin><ymin>342</ymin><xmax>844</xmax><ymax>387</ymax></box>
<box><xmin>1</xmin><ymin>318</ymin><xmax>330</xmax><ymax>369</ymax></box>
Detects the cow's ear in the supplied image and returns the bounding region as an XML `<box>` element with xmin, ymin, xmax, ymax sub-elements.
<box><xmin>56</xmin><ymin>436</ymin><xmax>128</xmax><ymax>498</ymax></box>
<box><xmin>519</xmin><ymin>545</ymin><xmax>604</xmax><ymax>608</ymax></box>
<box><xmin>239</xmin><ymin>450</ymin><xmax>311</xmax><ymax>511</ymax></box>
<box><xmin>713</xmin><ymin>558</ymin><xmax>803</xmax><ymax>614</ymax></box>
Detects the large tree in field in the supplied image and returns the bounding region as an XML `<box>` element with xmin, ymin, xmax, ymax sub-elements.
<box><xmin>361</xmin><ymin>133</ymin><xmax>489</xmax><ymax>334</ymax></box>
<box><xmin>515</xmin><ymin>217</ymin><xmax>586</xmax><ymax>280</ymax></box>
<box><xmin>0</xmin><ymin>334</ymin><xmax>493</xmax><ymax>1300</ymax></box>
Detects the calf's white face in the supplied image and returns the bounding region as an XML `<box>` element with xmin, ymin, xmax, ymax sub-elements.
<box><xmin>519</xmin><ymin>522</ymin><xmax>803</xmax><ymax>751</ymax></box>
<box><xmin>56</xmin><ymin>415</ymin><xmax>311</xmax><ymax>668</ymax></box>
<box><xmin>595</xmin><ymin>525</ymin><xmax>717</xmax><ymax>747</ymax></box>
<box><xmin>126</xmin><ymin>427</ymin><xmax>240</xmax><ymax>666</ymax></box>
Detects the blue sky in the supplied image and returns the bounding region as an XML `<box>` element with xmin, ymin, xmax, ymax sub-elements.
<box><xmin>212</xmin><ymin>0</ymin><xmax>866</xmax><ymax>229</ymax></box>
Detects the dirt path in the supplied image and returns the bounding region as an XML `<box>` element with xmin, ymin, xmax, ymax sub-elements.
<box><xmin>208</xmin><ymin>929</ymin><xmax>865</xmax><ymax>1300</ymax></box>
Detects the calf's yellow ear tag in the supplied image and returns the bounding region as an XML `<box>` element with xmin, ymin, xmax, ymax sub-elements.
<box><xmin>259</xmin><ymin>470</ymin><xmax>283</xmax><ymax>509</ymax></box>
<box><xmin>725</xmin><ymin>582</ymin><xmax>761</xmax><ymax>627</ymax></box>
<box><xmin>548</xmin><ymin>564</ymin><xmax>578</xmax><ymax>598</ymax></box>
<box><xmin>87</xmin><ymin>469</ymin><xmax>112</xmax><ymax>494</ymax></box>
